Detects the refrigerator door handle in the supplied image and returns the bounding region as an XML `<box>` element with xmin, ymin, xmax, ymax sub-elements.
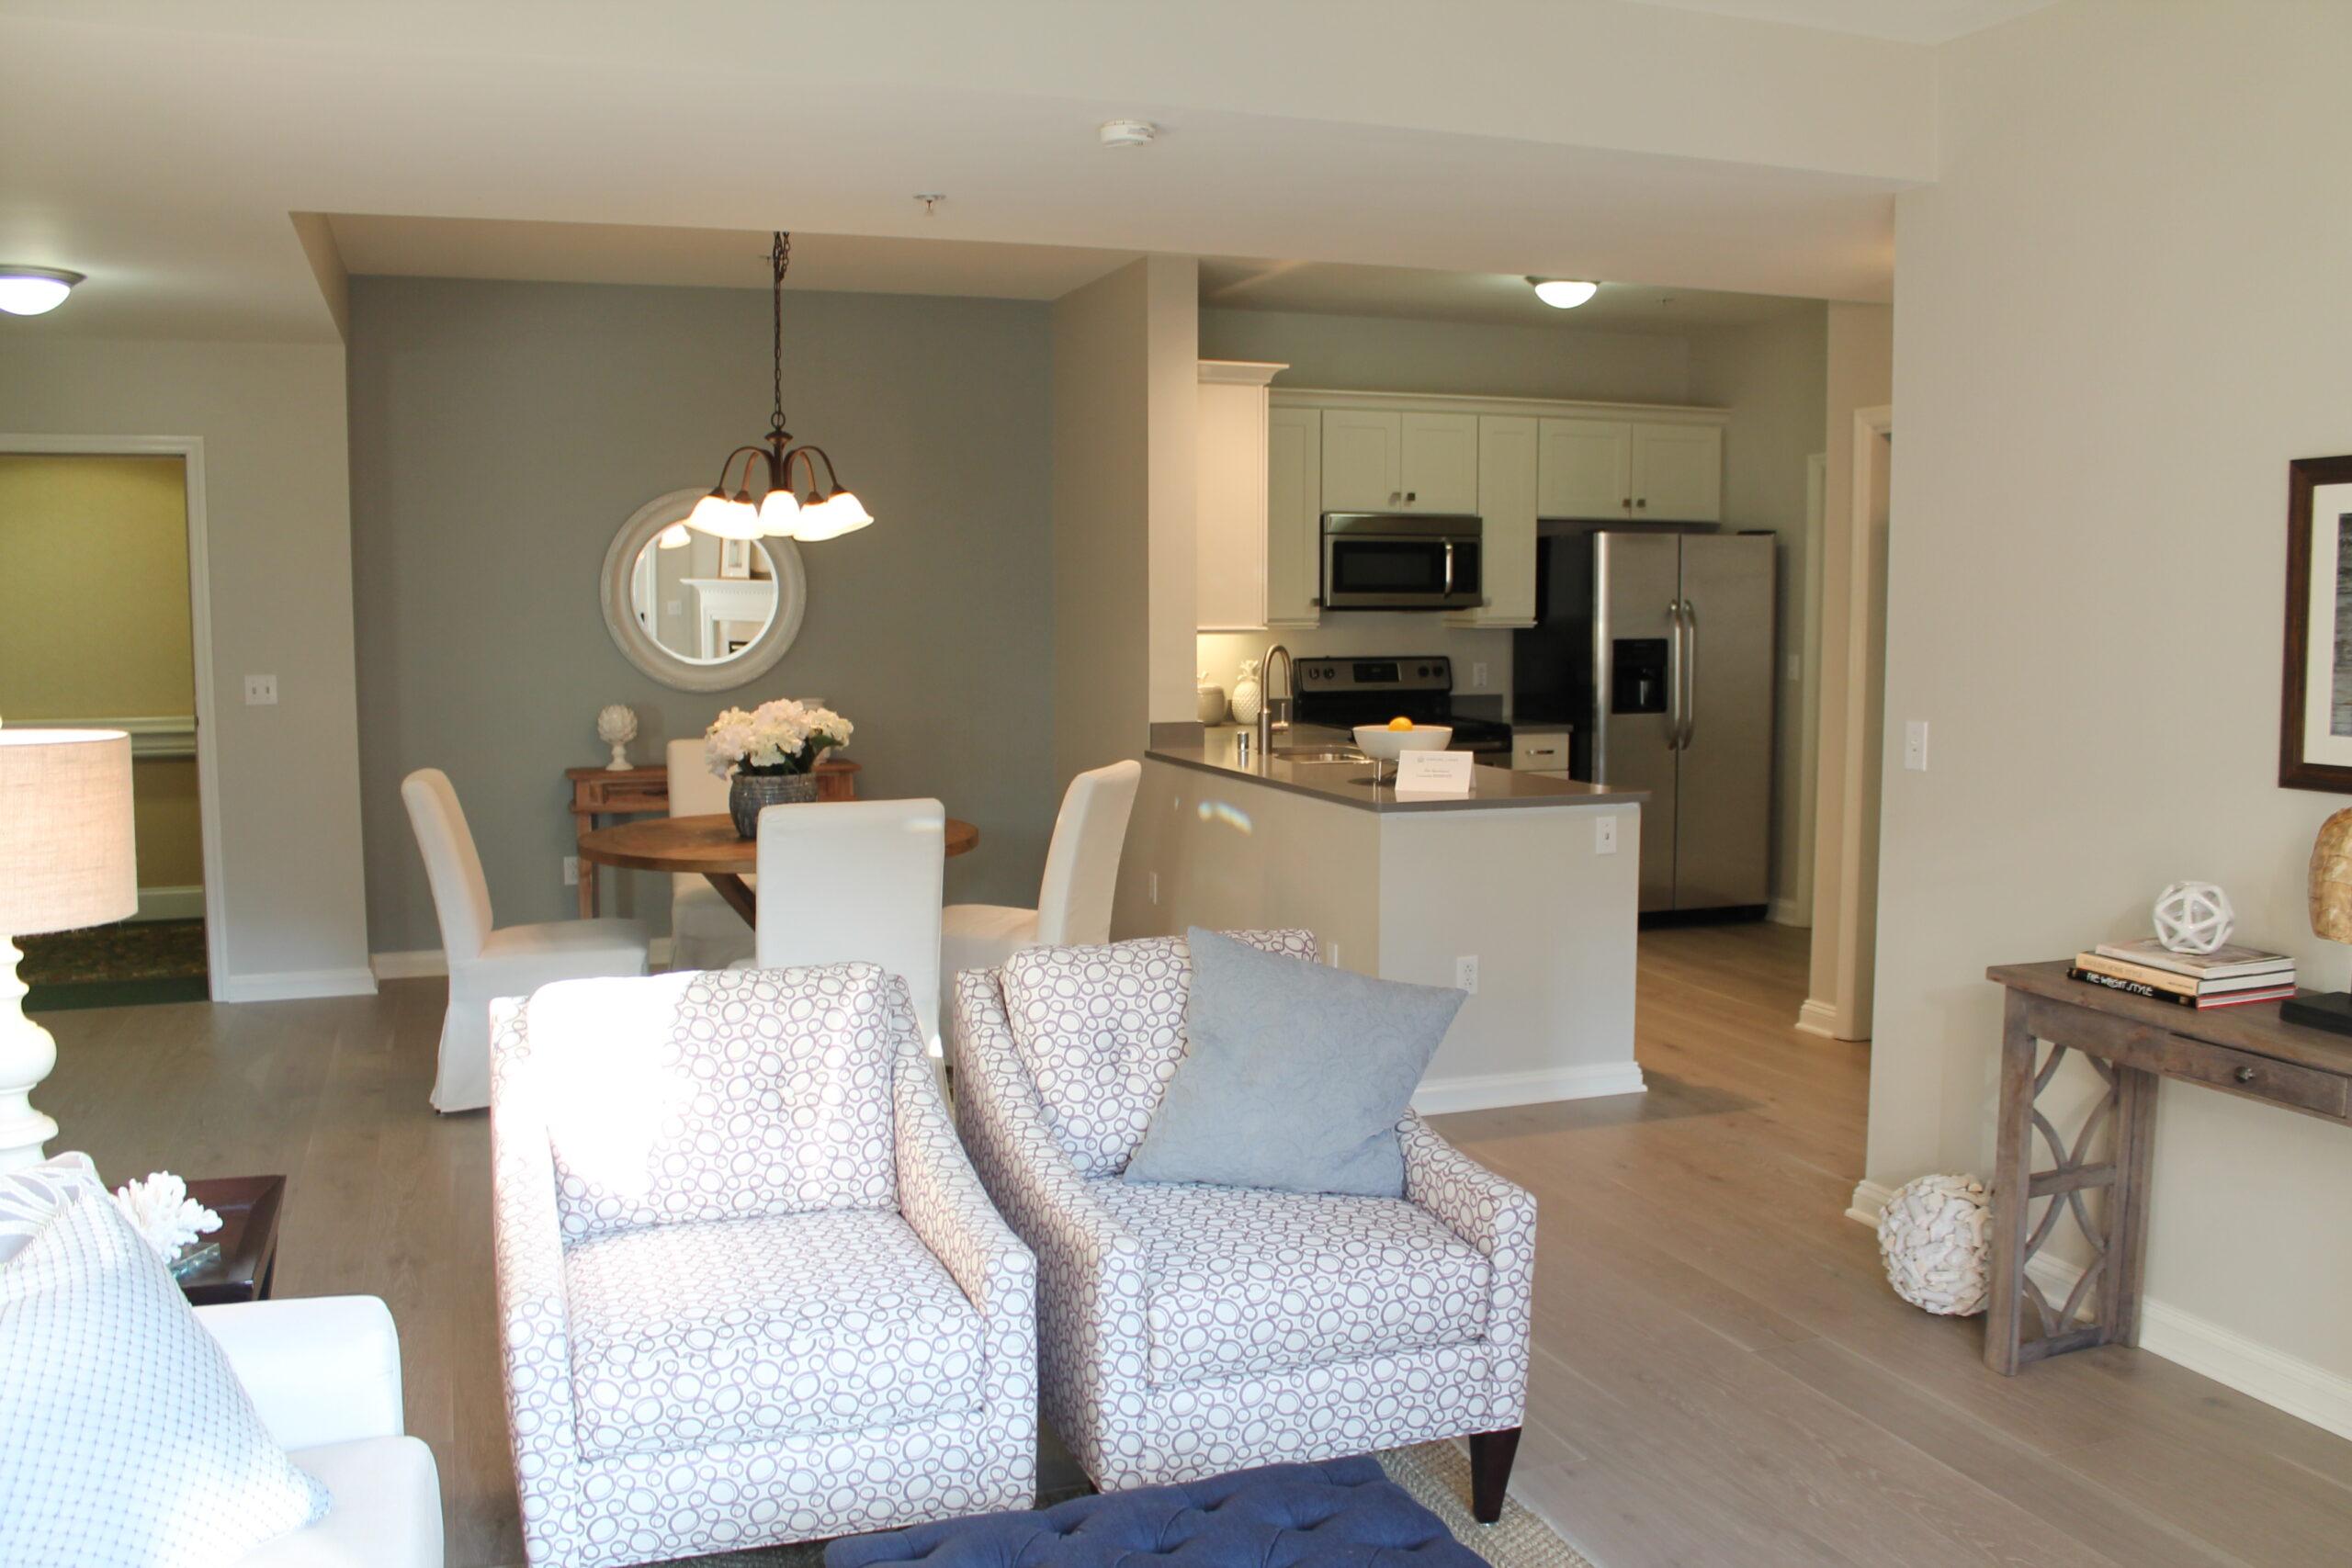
<box><xmin>1665</xmin><ymin>598</ymin><xmax>1685</xmax><ymax>750</ymax></box>
<box><xmin>1679</xmin><ymin>597</ymin><xmax>1699</xmax><ymax>750</ymax></box>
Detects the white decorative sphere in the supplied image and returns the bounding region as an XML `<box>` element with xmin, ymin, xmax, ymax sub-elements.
<box><xmin>595</xmin><ymin>704</ymin><xmax>639</xmax><ymax>771</ymax></box>
<box><xmin>1878</xmin><ymin>1173</ymin><xmax>1990</xmax><ymax>1316</ymax></box>
<box><xmin>2153</xmin><ymin>880</ymin><xmax>2234</xmax><ymax>954</ymax></box>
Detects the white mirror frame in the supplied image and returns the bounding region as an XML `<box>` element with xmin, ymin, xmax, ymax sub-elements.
<box><xmin>601</xmin><ymin>487</ymin><xmax>808</xmax><ymax>692</ymax></box>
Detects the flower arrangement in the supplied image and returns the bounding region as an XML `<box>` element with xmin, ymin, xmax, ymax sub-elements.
<box><xmin>705</xmin><ymin>698</ymin><xmax>854</xmax><ymax>778</ymax></box>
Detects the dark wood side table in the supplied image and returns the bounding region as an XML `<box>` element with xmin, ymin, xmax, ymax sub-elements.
<box><xmin>567</xmin><ymin>760</ymin><xmax>858</xmax><ymax>918</ymax></box>
<box><xmin>1983</xmin><ymin>963</ymin><xmax>2352</xmax><ymax>1373</ymax></box>
<box><xmin>177</xmin><ymin>1174</ymin><xmax>285</xmax><ymax>1306</ymax></box>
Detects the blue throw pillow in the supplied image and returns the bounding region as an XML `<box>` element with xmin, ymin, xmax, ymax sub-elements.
<box><xmin>1122</xmin><ymin>928</ymin><xmax>1465</xmax><ymax>1197</ymax></box>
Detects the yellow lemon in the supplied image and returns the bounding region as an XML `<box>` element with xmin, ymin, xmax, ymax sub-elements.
<box><xmin>1387</xmin><ymin>716</ymin><xmax>1415</xmax><ymax>731</ymax></box>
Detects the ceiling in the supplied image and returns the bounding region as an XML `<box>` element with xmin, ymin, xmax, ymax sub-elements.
<box><xmin>327</xmin><ymin>216</ymin><xmax>1142</xmax><ymax>301</ymax></box>
<box><xmin>0</xmin><ymin>1</ymin><xmax>1926</xmax><ymax>344</ymax></box>
<box><xmin>1617</xmin><ymin>0</ymin><xmax>2055</xmax><ymax>42</ymax></box>
<box><xmin>1200</xmin><ymin>259</ymin><xmax>1815</xmax><ymax>333</ymax></box>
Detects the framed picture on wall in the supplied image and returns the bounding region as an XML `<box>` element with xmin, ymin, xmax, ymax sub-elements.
<box><xmin>718</xmin><ymin>538</ymin><xmax>752</xmax><ymax>580</ymax></box>
<box><xmin>2278</xmin><ymin>454</ymin><xmax>2352</xmax><ymax>790</ymax></box>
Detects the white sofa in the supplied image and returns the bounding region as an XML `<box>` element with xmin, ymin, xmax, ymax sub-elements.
<box><xmin>198</xmin><ymin>1295</ymin><xmax>444</xmax><ymax>1568</ymax></box>
<box><xmin>489</xmin><ymin>964</ymin><xmax>1036</xmax><ymax>1568</ymax></box>
<box><xmin>951</xmin><ymin>931</ymin><xmax>1536</xmax><ymax>1521</ymax></box>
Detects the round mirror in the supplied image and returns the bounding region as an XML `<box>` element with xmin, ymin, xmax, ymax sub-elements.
<box><xmin>601</xmin><ymin>487</ymin><xmax>807</xmax><ymax>691</ymax></box>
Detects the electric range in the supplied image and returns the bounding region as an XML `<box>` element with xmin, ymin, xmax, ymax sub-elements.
<box><xmin>1287</xmin><ymin>655</ymin><xmax>1512</xmax><ymax>757</ymax></box>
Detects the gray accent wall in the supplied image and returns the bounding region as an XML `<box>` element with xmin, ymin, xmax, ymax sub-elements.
<box><xmin>348</xmin><ymin>276</ymin><xmax>1054</xmax><ymax>954</ymax></box>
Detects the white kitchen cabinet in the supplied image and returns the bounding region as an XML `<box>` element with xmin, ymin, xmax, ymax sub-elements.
<box><xmin>1320</xmin><ymin>410</ymin><xmax>1402</xmax><ymax>511</ymax></box>
<box><xmin>1194</xmin><ymin>361</ymin><xmax>1287</xmax><ymax>631</ymax></box>
<box><xmin>1629</xmin><ymin>423</ymin><xmax>1723</xmax><ymax>523</ymax></box>
<box><xmin>1451</xmin><ymin>414</ymin><xmax>1537</xmax><ymax>628</ymax></box>
<box><xmin>1265</xmin><ymin>406</ymin><xmax>1322</xmax><ymax>627</ymax></box>
<box><xmin>1537</xmin><ymin>418</ymin><xmax>1633</xmax><ymax>519</ymax></box>
<box><xmin>1398</xmin><ymin>412</ymin><xmax>1479</xmax><ymax>513</ymax></box>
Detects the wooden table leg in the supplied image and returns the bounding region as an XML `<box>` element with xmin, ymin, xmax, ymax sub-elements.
<box><xmin>1984</xmin><ymin>989</ymin><xmax>2038</xmax><ymax>1375</ymax></box>
<box><xmin>705</xmin><ymin>873</ymin><xmax>757</xmax><ymax>928</ymax></box>
<box><xmin>576</xmin><ymin>815</ymin><xmax>598</xmax><ymax>918</ymax></box>
<box><xmin>2101</xmin><ymin>1064</ymin><xmax>2159</xmax><ymax>1347</ymax></box>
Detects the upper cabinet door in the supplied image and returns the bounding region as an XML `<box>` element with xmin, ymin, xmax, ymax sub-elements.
<box><xmin>1452</xmin><ymin>414</ymin><xmax>1538</xmax><ymax>627</ymax></box>
<box><xmin>1538</xmin><ymin>418</ymin><xmax>1633</xmax><ymax>519</ymax></box>
<box><xmin>1194</xmin><ymin>378</ymin><xmax>1272</xmax><ymax>631</ymax></box>
<box><xmin>1397</xmin><ymin>412</ymin><xmax>1479</xmax><ymax>513</ymax></box>
<box><xmin>1320</xmin><ymin>410</ymin><xmax>1402</xmax><ymax>512</ymax></box>
<box><xmin>1630</xmin><ymin>423</ymin><xmax>1724</xmax><ymax>523</ymax></box>
<box><xmin>1266</xmin><ymin>408</ymin><xmax>1323</xmax><ymax>627</ymax></box>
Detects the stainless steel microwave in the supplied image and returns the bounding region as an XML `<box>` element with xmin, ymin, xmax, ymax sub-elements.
<box><xmin>1319</xmin><ymin>513</ymin><xmax>1484</xmax><ymax>611</ymax></box>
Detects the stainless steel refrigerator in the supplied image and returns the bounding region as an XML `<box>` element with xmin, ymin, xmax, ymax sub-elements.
<box><xmin>1515</xmin><ymin>529</ymin><xmax>1776</xmax><ymax>916</ymax></box>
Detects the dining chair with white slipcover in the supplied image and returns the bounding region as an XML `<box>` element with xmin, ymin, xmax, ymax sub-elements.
<box><xmin>938</xmin><ymin>759</ymin><xmax>1139</xmax><ymax>1043</ymax></box>
<box><xmin>745</xmin><ymin>797</ymin><xmax>947</xmax><ymax>1054</ymax></box>
<box><xmin>400</xmin><ymin>768</ymin><xmax>649</xmax><ymax>1112</ymax></box>
<box><xmin>663</xmin><ymin>738</ymin><xmax>755</xmax><ymax>972</ymax></box>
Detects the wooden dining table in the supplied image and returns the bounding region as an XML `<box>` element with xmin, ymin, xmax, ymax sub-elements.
<box><xmin>576</xmin><ymin>811</ymin><xmax>978</xmax><ymax>927</ymax></box>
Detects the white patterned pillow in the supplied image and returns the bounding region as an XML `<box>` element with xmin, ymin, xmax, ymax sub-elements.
<box><xmin>997</xmin><ymin>929</ymin><xmax>1316</xmax><ymax>1177</ymax></box>
<box><xmin>515</xmin><ymin>965</ymin><xmax>899</xmax><ymax>1240</ymax></box>
<box><xmin>0</xmin><ymin>1184</ymin><xmax>330</xmax><ymax>1567</ymax></box>
<box><xmin>0</xmin><ymin>1151</ymin><xmax>106</xmax><ymax>1266</ymax></box>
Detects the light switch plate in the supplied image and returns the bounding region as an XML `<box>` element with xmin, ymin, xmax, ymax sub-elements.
<box><xmin>1595</xmin><ymin>816</ymin><xmax>1619</xmax><ymax>854</ymax></box>
<box><xmin>1471</xmin><ymin>660</ymin><xmax>1489</xmax><ymax>689</ymax></box>
<box><xmin>1905</xmin><ymin>720</ymin><xmax>1929</xmax><ymax>771</ymax></box>
<box><xmin>243</xmin><ymin>673</ymin><xmax>277</xmax><ymax>705</ymax></box>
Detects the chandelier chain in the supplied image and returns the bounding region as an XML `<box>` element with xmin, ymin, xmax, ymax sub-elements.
<box><xmin>768</xmin><ymin>231</ymin><xmax>790</xmax><ymax>440</ymax></box>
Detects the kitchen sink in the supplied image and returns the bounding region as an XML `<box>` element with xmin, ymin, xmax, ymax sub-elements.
<box><xmin>1274</xmin><ymin>748</ymin><xmax>1369</xmax><ymax>764</ymax></box>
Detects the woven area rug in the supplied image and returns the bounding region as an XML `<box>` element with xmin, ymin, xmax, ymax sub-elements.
<box><xmin>658</xmin><ymin>1441</ymin><xmax>1597</xmax><ymax>1567</ymax></box>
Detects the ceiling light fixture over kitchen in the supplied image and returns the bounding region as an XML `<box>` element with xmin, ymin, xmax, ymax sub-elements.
<box><xmin>687</xmin><ymin>232</ymin><xmax>874</xmax><ymax>543</ymax></box>
<box><xmin>0</xmin><ymin>265</ymin><xmax>84</xmax><ymax>317</ymax></box>
<box><xmin>1527</xmin><ymin>277</ymin><xmax>1600</xmax><ymax>310</ymax></box>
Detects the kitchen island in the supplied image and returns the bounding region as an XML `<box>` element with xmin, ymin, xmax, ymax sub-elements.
<box><xmin>1112</xmin><ymin>731</ymin><xmax>1648</xmax><ymax>1112</ymax></box>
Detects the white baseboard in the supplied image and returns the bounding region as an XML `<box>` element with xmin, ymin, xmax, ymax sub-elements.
<box><xmin>130</xmin><ymin>885</ymin><xmax>205</xmax><ymax>922</ymax></box>
<box><xmin>1769</xmin><ymin>897</ymin><xmax>1810</xmax><ymax>928</ymax></box>
<box><xmin>1794</xmin><ymin>998</ymin><xmax>1848</xmax><ymax>1039</ymax></box>
<box><xmin>2025</xmin><ymin>1252</ymin><xmax>2352</xmax><ymax>1441</ymax></box>
<box><xmin>373</xmin><ymin>938</ymin><xmax>673</xmax><ymax>982</ymax></box>
<box><xmin>213</xmin><ymin>967</ymin><xmax>379</xmax><ymax>1002</ymax></box>
<box><xmin>1846</xmin><ymin>1178</ymin><xmax>1895</xmax><ymax>1228</ymax></box>
<box><xmin>1412</xmin><ymin>1060</ymin><xmax>1646</xmax><ymax>1115</ymax></box>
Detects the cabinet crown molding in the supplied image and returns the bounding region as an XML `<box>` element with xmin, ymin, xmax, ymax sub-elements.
<box><xmin>1198</xmin><ymin>358</ymin><xmax>1290</xmax><ymax>386</ymax></box>
<box><xmin>1272</xmin><ymin>386</ymin><xmax>1727</xmax><ymax>425</ymax></box>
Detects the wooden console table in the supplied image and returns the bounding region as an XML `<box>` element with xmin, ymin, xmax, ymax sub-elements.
<box><xmin>567</xmin><ymin>760</ymin><xmax>857</xmax><ymax>917</ymax></box>
<box><xmin>1983</xmin><ymin>962</ymin><xmax>2352</xmax><ymax>1373</ymax></box>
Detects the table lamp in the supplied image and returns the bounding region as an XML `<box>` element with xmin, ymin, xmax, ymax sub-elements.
<box><xmin>0</xmin><ymin>726</ymin><xmax>135</xmax><ymax>1170</ymax></box>
<box><xmin>2283</xmin><ymin>806</ymin><xmax>2352</xmax><ymax>1036</ymax></box>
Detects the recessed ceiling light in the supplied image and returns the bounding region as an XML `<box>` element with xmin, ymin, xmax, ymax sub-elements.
<box><xmin>1099</xmin><ymin>118</ymin><xmax>1158</xmax><ymax>149</ymax></box>
<box><xmin>0</xmin><ymin>266</ymin><xmax>84</xmax><ymax>317</ymax></box>
<box><xmin>1527</xmin><ymin>277</ymin><xmax>1599</xmax><ymax>310</ymax></box>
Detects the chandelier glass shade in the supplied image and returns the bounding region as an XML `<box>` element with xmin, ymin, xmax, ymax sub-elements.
<box><xmin>687</xmin><ymin>232</ymin><xmax>873</xmax><ymax>542</ymax></box>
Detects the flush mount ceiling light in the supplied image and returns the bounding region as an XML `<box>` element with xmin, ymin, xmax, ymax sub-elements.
<box><xmin>1528</xmin><ymin>277</ymin><xmax>1600</xmax><ymax>310</ymax></box>
<box><xmin>1099</xmin><ymin>118</ymin><xmax>1158</xmax><ymax>148</ymax></box>
<box><xmin>0</xmin><ymin>265</ymin><xmax>85</xmax><ymax>317</ymax></box>
<box><xmin>687</xmin><ymin>231</ymin><xmax>874</xmax><ymax>543</ymax></box>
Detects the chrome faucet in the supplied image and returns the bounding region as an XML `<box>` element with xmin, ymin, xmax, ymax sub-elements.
<box><xmin>1257</xmin><ymin>643</ymin><xmax>1294</xmax><ymax>761</ymax></box>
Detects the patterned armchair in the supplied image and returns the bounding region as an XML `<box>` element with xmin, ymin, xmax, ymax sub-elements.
<box><xmin>949</xmin><ymin>931</ymin><xmax>1534</xmax><ymax>1523</ymax></box>
<box><xmin>490</xmin><ymin>965</ymin><xmax>1036</xmax><ymax>1568</ymax></box>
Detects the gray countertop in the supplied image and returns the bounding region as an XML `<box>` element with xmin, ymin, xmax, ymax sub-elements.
<box><xmin>1148</xmin><ymin>728</ymin><xmax>1646</xmax><ymax>813</ymax></box>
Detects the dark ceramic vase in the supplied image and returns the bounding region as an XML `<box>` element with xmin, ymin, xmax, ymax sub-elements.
<box><xmin>728</xmin><ymin>770</ymin><xmax>819</xmax><ymax>838</ymax></box>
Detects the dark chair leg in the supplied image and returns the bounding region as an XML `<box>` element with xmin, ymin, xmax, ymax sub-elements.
<box><xmin>1469</xmin><ymin>1427</ymin><xmax>1521</xmax><ymax>1524</ymax></box>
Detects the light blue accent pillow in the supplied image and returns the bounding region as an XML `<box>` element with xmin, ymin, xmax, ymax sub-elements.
<box><xmin>1123</xmin><ymin>927</ymin><xmax>1466</xmax><ymax>1197</ymax></box>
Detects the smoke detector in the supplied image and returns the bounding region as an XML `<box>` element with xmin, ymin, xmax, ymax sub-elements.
<box><xmin>1098</xmin><ymin>118</ymin><xmax>1158</xmax><ymax>149</ymax></box>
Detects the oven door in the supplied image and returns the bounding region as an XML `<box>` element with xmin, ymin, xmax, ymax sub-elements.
<box><xmin>1320</xmin><ymin>513</ymin><xmax>1484</xmax><ymax>610</ymax></box>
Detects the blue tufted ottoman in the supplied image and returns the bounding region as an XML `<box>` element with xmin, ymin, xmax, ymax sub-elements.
<box><xmin>823</xmin><ymin>1456</ymin><xmax>1482</xmax><ymax>1567</ymax></box>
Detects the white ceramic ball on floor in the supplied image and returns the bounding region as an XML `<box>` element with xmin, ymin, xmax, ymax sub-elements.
<box><xmin>2154</xmin><ymin>880</ymin><xmax>2234</xmax><ymax>954</ymax></box>
<box><xmin>596</xmin><ymin>704</ymin><xmax>639</xmax><ymax>771</ymax></box>
<box><xmin>1878</xmin><ymin>1173</ymin><xmax>1990</xmax><ymax>1316</ymax></box>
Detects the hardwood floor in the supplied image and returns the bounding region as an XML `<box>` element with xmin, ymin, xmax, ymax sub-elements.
<box><xmin>35</xmin><ymin>922</ymin><xmax>2352</xmax><ymax>1566</ymax></box>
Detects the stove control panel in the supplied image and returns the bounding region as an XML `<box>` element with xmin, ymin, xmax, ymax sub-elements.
<box><xmin>1295</xmin><ymin>656</ymin><xmax>1453</xmax><ymax>692</ymax></box>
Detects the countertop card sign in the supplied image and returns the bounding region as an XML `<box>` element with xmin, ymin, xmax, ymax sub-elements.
<box><xmin>1393</xmin><ymin>750</ymin><xmax>1475</xmax><ymax>797</ymax></box>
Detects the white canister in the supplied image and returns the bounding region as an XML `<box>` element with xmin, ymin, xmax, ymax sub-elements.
<box><xmin>1195</xmin><ymin>680</ymin><xmax>1227</xmax><ymax>726</ymax></box>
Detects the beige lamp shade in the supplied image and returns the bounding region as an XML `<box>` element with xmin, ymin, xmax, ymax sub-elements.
<box><xmin>0</xmin><ymin>728</ymin><xmax>137</xmax><ymax>936</ymax></box>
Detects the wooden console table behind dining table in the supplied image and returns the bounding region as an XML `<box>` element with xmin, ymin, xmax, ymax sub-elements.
<box><xmin>566</xmin><ymin>760</ymin><xmax>858</xmax><ymax>917</ymax></box>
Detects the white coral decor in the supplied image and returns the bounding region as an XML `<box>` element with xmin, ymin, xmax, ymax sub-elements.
<box><xmin>113</xmin><ymin>1171</ymin><xmax>221</xmax><ymax>1261</ymax></box>
<box><xmin>1878</xmin><ymin>1173</ymin><xmax>1990</xmax><ymax>1316</ymax></box>
<box><xmin>705</xmin><ymin>698</ymin><xmax>853</xmax><ymax>778</ymax></box>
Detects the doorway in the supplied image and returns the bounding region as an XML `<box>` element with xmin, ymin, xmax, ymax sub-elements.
<box><xmin>0</xmin><ymin>440</ymin><xmax>223</xmax><ymax>1006</ymax></box>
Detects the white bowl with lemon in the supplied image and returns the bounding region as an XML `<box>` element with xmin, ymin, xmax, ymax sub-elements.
<box><xmin>1351</xmin><ymin>716</ymin><xmax>1453</xmax><ymax>764</ymax></box>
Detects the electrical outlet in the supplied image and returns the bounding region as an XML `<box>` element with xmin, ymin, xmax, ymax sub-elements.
<box><xmin>1454</xmin><ymin>955</ymin><xmax>1479</xmax><ymax>994</ymax></box>
<box><xmin>1904</xmin><ymin>719</ymin><xmax>1929</xmax><ymax>772</ymax></box>
<box><xmin>1326</xmin><ymin>940</ymin><xmax>1340</xmax><ymax>968</ymax></box>
<box><xmin>562</xmin><ymin>855</ymin><xmax>580</xmax><ymax>887</ymax></box>
<box><xmin>1148</xmin><ymin>871</ymin><xmax>1159</xmax><ymax>905</ymax></box>
<box><xmin>243</xmin><ymin>673</ymin><xmax>277</xmax><ymax>706</ymax></box>
<box><xmin>1470</xmin><ymin>660</ymin><xmax>1489</xmax><ymax>689</ymax></box>
<box><xmin>1595</xmin><ymin>816</ymin><xmax>1618</xmax><ymax>855</ymax></box>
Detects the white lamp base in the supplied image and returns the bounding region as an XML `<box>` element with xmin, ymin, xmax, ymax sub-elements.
<box><xmin>0</xmin><ymin>936</ymin><xmax>58</xmax><ymax>1172</ymax></box>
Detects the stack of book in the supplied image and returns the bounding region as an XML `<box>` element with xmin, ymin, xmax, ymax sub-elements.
<box><xmin>2069</xmin><ymin>939</ymin><xmax>2296</xmax><ymax>1009</ymax></box>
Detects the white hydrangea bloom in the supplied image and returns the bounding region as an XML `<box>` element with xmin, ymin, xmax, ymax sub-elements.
<box><xmin>704</xmin><ymin>698</ymin><xmax>853</xmax><ymax>777</ymax></box>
